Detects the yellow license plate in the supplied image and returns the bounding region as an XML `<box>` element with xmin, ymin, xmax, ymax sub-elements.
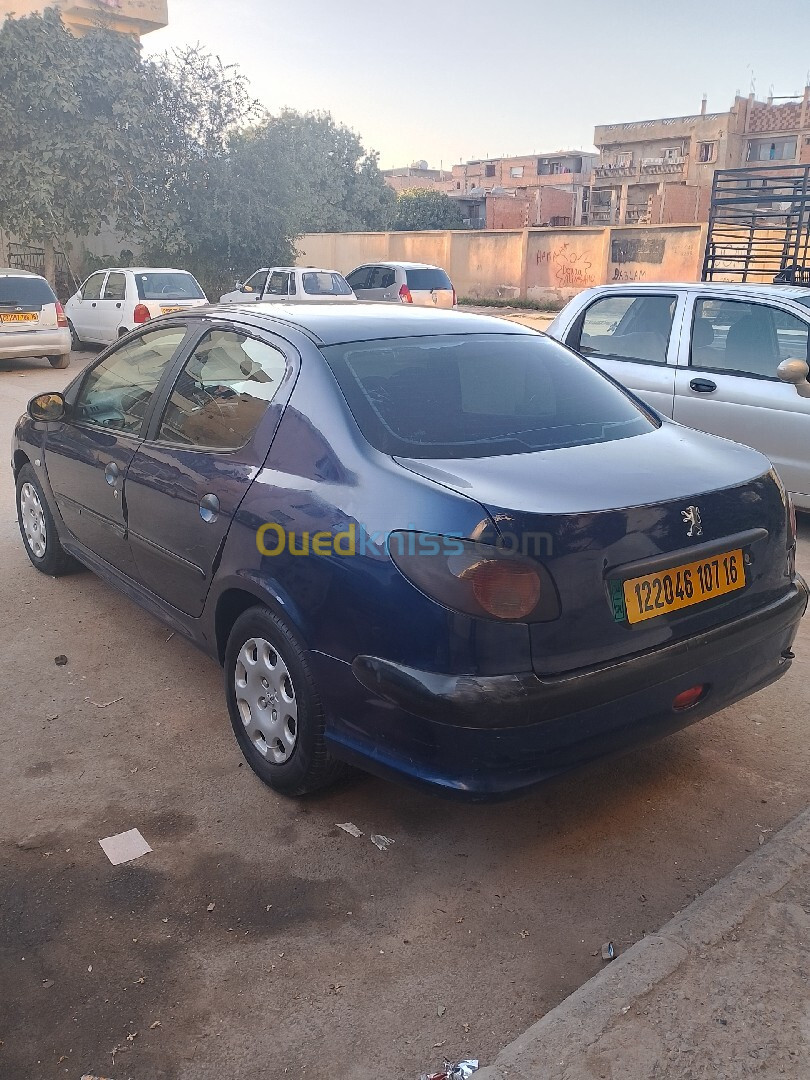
<box><xmin>0</xmin><ymin>312</ymin><xmax>37</xmax><ymax>323</ymax></box>
<box><xmin>160</xmin><ymin>305</ymin><xmax>183</xmax><ymax>314</ymax></box>
<box><xmin>621</xmin><ymin>548</ymin><xmax>745</xmax><ymax>624</ymax></box>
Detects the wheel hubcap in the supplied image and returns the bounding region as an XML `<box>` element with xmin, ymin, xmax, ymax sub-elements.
<box><xmin>235</xmin><ymin>637</ymin><xmax>298</xmax><ymax>763</ymax></box>
<box><xmin>20</xmin><ymin>482</ymin><xmax>47</xmax><ymax>558</ymax></box>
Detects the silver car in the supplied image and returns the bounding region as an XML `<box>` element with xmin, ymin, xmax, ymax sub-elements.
<box><xmin>547</xmin><ymin>282</ymin><xmax>810</xmax><ymax>509</ymax></box>
<box><xmin>0</xmin><ymin>268</ymin><xmax>71</xmax><ymax>368</ymax></box>
<box><xmin>345</xmin><ymin>261</ymin><xmax>456</xmax><ymax>308</ymax></box>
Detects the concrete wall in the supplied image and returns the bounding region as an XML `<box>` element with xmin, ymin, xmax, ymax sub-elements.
<box><xmin>296</xmin><ymin>223</ymin><xmax>708</xmax><ymax>303</ymax></box>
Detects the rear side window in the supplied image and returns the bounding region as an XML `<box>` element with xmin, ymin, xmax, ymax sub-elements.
<box><xmin>405</xmin><ymin>268</ymin><xmax>453</xmax><ymax>292</ymax></box>
<box><xmin>576</xmin><ymin>293</ymin><xmax>677</xmax><ymax>365</ymax></box>
<box><xmin>0</xmin><ymin>275</ymin><xmax>57</xmax><ymax>308</ymax></box>
<box><xmin>157</xmin><ymin>329</ymin><xmax>287</xmax><ymax>450</ymax></box>
<box><xmin>691</xmin><ymin>297</ymin><xmax>810</xmax><ymax>377</ymax></box>
<box><xmin>323</xmin><ymin>333</ymin><xmax>655</xmax><ymax>459</ymax></box>
<box><xmin>135</xmin><ymin>272</ymin><xmax>205</xmax><ymax>300</ymax></box>
<box><xmin>368</xmin><ymin>266</ymin><xmax>396</xmax><ymax>289</ymax></box>
<box><xmin>103</xmin><ymin>272</ymin><xmax>127</xmax><ymax>301</ymax></box>
<box><xmin>302</xmin><ymin>271</ymin><xmax>352</xmax><ymax>296</ymax></box>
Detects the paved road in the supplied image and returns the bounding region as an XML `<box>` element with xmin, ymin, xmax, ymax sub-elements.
<box><xmin>1</xmin><ymin>351</ymin><xmax>808</xmax><ymax>1080</ymax></box>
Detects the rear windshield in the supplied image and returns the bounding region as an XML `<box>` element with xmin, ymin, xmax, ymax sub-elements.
<box><xmin>405</xmin><ymin>268</ymin><xmax>453</xmax><ymax>292</ymax></box>
<box><xmin>322</xmin><ymin>334</ymin><xmax>655</xmax><ymax>459</ymax></box>
<box><xmin>301</xmin><ymin>271</ymin><xmax>353</xmax><ymax>296</ymax></box>
<box><xmin>0</xmin><ymin>275</ymin><xmax>56</xmax><ymax>308</ymax></box>
<box><xmin>135</xmin><ymin>272</ymin><xmax>205</xmax><ymax>300</ymax></box>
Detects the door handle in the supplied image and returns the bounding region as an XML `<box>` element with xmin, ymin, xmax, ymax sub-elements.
<box><xmin>199</xmin><ymin>493</ymin><xmax>220</xmax><ymax>523</ymax></box>
<box><xmin>689</xmin><ymin>378</ymin><xmax>717</xmax><ymax>394</ymax></box>
<box><xmin>91</xmin><ymin>302</ymin><xmax>97</xmax><ymax>308</ymax></box>
<box><xmin>104</xmin><ymin>461</ymin><xmax>119</xmax><ymax>486</ymax></box>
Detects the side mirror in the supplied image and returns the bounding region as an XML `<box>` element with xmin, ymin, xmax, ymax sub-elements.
<box><xmin>777</xmin><ymin>358</ymin><xmax>810</xmax><ymax>398</ymax></box>
<box><xmin>28</xmin><ymin>392</ymin><xmax>66</xmax><ymax>422</ymax></box>
<box><xmin>240</xmin><ymin>283</ymin><xmax>254</xmax><ymax>293</ymax></box>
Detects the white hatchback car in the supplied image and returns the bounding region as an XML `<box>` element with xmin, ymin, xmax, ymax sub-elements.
<box><xmin>547</xmin><ymin>281</ymin><xmax>810</xmax><ymax>509</ymax></box>
<box><xmin>220</xmin><ymin>266</ymin><xmax>355</xmax><ymax>304</ymax></box>
<box><xmin>65</xmin><ymin>267</ymin><xmax>208</xmax><ymax>347</ymax></box>
<box><xmin>345</xmin><ymin>262</ymin><xmax>457</xmax><ymax>308</ymax></box>
<box><xmin>0</xmin><ymin>268</ymin><xmax>71</xmax><ymax>368</ymax></box>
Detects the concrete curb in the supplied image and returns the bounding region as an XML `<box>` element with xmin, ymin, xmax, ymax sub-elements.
<box><xmin>475</xmin><ymin>807</ymin><xmax>810</xmax><ymax>1080</ymax></box>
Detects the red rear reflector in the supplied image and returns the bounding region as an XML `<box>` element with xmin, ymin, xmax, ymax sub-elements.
<box><xmin>55</xmin><ymin>301</ymin><xmax>68</xmax><ymax>328</ymax></box>
<box><xmin>467</xmin><ymin>560</ymin><xmax>542</xmax><ymax>620</ymax></box>
<box><xmin>133</xmin><ymin>303</ymin><xmax>151</xmax><ymax>324</ymax></box>
<box><xmin>672</xmin><ymin>685</ymin><xmax>706</xmax><ymax>711</ymax></box>
<box><xmin>399</xmin><ymin>284</ymin><xmax>413</xmax><ymax>304</ymax></box>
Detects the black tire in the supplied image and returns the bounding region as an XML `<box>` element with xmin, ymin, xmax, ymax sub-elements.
<box><xmin>16</xmin><ymin>464</ymin><xmax>78</xmax><ymax>576</ymax></box>
<box><xmin>67</xmin><ymin>320</ymin><xmax>83</xmax><ymax>351</ymax></box>
<box><xmin>224</xmin><ymin>606</ymin><xmax>346</xmax><ymax>796</ymax></box>
<box><xmin>48</xmin><ymin>354</ymin><xmax>70</xmax><ymax>369</ymax></box>
<box><xmin>118</xmin><ymin>327</ymin><xmax>129</xmax><ymax>338</ymax></box>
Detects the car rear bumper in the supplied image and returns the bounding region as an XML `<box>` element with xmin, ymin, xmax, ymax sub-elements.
<box><xmin>316</xmin><ymin>580</ymin><xmax>807</xmax><ymax>800</ymax></box>
<box><xmin>0</xmin><ymin>328</ymin><xmax>70</xmax><ymax>359</ymax></box>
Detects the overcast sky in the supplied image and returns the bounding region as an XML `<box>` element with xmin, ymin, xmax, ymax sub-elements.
<box><xmin>143</xmin><ymin>0</ymin><xmax>810</xmax><ymax>169</ymax></box>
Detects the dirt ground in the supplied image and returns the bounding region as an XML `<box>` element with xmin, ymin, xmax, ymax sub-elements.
<box><xmin>1</xmin><ymin>351</ymin><xmax>808</xmax><ymax>1080</ymax></box>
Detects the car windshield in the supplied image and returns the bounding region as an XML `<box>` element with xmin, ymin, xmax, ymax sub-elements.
<box><xmin>0</xmin><ymin>275</ymin><xmax>56</xmax><ymax>307</ymax></box>
<box><xmin>405</xmin><ymin>268</ymin><xmax>453</xmax><ymax>291</ymax></box>
<box><xmin>323</xmin><ymin>333</ymin><xmax>655</xmax><ymax>459</ymax></box>
<box><xmin>135</xmin><ymin>272</ymin><xmax>205</xmax><ymax>300</ymax></box>
<box><xmin>302</xmin><ymin>272</ymin><xmax>353</xmax><ymax>296</ymax></box>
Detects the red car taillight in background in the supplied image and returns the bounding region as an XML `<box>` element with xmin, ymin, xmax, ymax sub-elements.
<box><xmin>55</xmin><ymin>302</ymin><xmax>68</xmax><ymax>328</ymax></box>
<box><xmin>133</xmin><ymin>304</ymin><xmax>151</xmax><ymax>324</ymax></box>
<box><xmin>399</xmin><ymin>284</ymin><xmax>413</xmax><ymax>304</ymax></box>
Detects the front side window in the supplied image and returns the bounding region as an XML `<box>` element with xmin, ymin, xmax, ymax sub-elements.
<box><xmin>691</xmin><ymin>298</ymin><xmax>810</xmax><ymax>378</ymax></box>
<box><xmin>323</xmin><ymin>333</ymin><xmax>655</xmax><ymax>459</ymax></box>
<box><xmin>241</xmin><ymin>270</ymin><xmax>268</xmax><ymax>295</ymax></box>
<box><xmin>81</xmin><ymin>272</ymin><xmax>106</xmax><ymax>301</ymax></box>
<box><xmin>576</xmin><ymin>293</ymin><xmax>677</xmax><ymax>365</ymax></box>
<box><xmin>345</xmin><ymin>267</ymin><xmax>371</xmax><ymax>290</ymax></box>
<box><xmin>74</xmin><ymin>326</ymin><xmax>188</xmax><ymax>434</ymax></box>
<box><xmin>135</xmin><ymin>272</ymin><xmax>205</xmax><ymax>300</ymax></box>
<box><xmin>103</xmin><ymin>272</ymin><xmax>126</xmax><ymax>301</ymax></box>
<box><xmin>157</xmin><ymin>329</ymin><xmax>287</xmax><ymax>450</ymax></box>
<box><xmin>302</xmin><ymin>271</ymin><xmax>353</xmax><ymax>296</ymax></box>
<box><xmin>265</xmin><ymin>272</ymin><xmax>290</xmax><ymax>296</ymax></box>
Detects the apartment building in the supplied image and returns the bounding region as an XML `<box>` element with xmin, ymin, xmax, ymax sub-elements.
<box><xmin>0</xmin><ymin>0</ymin><xmax>167</xmax><ymax>36</ymax></box>
<box><xmin>592</xmin><ymin>89</ymin><xmax>810</xmax><ymax>226</ymax></box>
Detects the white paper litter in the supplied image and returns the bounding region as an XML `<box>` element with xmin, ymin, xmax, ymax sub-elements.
<box><xmin>336</xmin><ymin>822</ymin><xmax>363</xmax><ymax>838</ymax></box>
<box><xmin>371</xmin><ymin>834</ymin><xmax>394</xmax><ymax>852</ymax></box>
<box><xmin>99</xmin><ymin>829</ymin><xmax>152</xmax><ymax>866</ymax></box>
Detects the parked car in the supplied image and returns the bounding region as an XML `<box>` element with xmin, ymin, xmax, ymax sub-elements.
<box><xmin>345</xmin><ymin>261</ymin><xmax>457</xmax><ymax>308</ymax></box>
<box><xmin>219</xmin><ymin>266</ymin><xmax>355</xmax><ymax>304</ymax></box>
<box><xmin>547</xmin><ymin>282</ymin><xmax>810</xmax><ymax>510</ymax></box>
<box><xmin>14</xmin><ymin>304</ymin><xmax>805</xmax><ymax>799</ymax></box>
<box><xmin>0</xmin><ymin>268</ymin><xmax>71</xmax><ymax>368</ymax></box>
<box><xmin>65</xmin><ymin>267</ymin><xmax>207</xmax><ymax>348</ymax></box>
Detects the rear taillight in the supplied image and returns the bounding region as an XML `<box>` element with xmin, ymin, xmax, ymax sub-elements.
<box><xmin>133</xmin><ymin>303</ymin><xmax>151</xmax><ymax>324</ymax></box>
<box><xmin>399</xmin><ymin>284</ymin><xmax>413</xmax><ymax>304</ymax></box>
<box><xmin>55</xmin><ymin>301</ymin><xmax>68</xmax><ymax>328</ymax></box>
<box><xmin>388</xmin><ymin>532</ymin><xmax>559</xmax><ymax>622</ymax></box>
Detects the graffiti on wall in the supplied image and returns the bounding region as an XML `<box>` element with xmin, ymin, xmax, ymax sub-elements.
<box><xmin>534</xmin><ymin>242</ymin><xmax>596</xmax><ymax>288</ymax></box>
<box><xmin>612</xmin><ymin>268</ymin><xmax>646</xmax><ymax>281</ymax></box>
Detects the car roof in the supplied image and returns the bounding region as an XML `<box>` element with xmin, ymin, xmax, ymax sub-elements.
<box><xmin>199</xmin><ymin>300</ymin><xmax>533</xmax><ymax>345</ymax></box>
<box><xmin>0</xmin><ymin>267</ymin><xmax>40</xmax><ymax>278</ymax></box>
<box><xmin>584</xmin><ymin>281</ymin><xmax>810</xmax><ymax>303</ymax></box>
<box><xmin>98</xmin><ymin>266</ymin><xmax>196</xmax><ymax>275</ymax></box>
<box><xmin>355</xmin><ymin>261</ymin><xmax>445</xmax><ymax>270</ymax></box>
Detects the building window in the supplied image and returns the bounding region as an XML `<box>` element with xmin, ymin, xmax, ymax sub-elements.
<box><xmin>697</xmin><ymin>141</ymin><xmax>717</xmax><ymax>163</ymax></box>
<box><xmin>510</xmin><ymin>166</ymin><xmax>524</xmax><ymax>178</ymax></box>
<box><xmin>485</xmin><ymin>163</ymin><xmax>496</xmax><ymax>178</ymax></box>
<box><xmin>747</xmin><ymin>137</ymin><xmax>797</xmax><ymax>162</ymax></box>
<box><xmin>662</xmin><ymin>146</ymin><xmax>683</xmax><ymax>163</ymax></box>
<box><xmin>617</xmin><ymin>152</ymin><xmax>633</xmax><ymax>167</ymax></box>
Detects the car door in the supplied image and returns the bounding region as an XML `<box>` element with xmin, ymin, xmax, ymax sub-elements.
<box><xmin>95</xmin><ymin>271</ymin><xmax>127</xmax><ymax>344</ymax></box>
<box><xmin>345</xmin><ymin>265</ymin><xmax>374</xmax><ymax>299</ymax></box>
<box><xmin>563</xmin><ymin>290</ymin><xmax>684</xmax><ymax>417</ymax></box>
<box><xmin>70</xmin><ymin>271</ymin><xmax>107</xmax><ymax>341</ymax></box>
<box><xmin>44</xmin><ymin>324</ymin><xmax>192</xmax><ymax>576</ymax></box>
<box><xmin>672</xmin><ymin>293</ymin><xmax>810</xmax><ymax>499</ymax></box>
<box><xmin>262</xmin><ymin>270</ymin><xmax>291</xmax><ymax>303</ymax></box>
<box><xmin>123</xmin><ymin>325</ymin><xmax>295</xmax><ymax>616</ymax></box>
<box><xmin>364</xmin><ymin>265</ymin><xmax>398</xmax><ymax>302</ymax></box>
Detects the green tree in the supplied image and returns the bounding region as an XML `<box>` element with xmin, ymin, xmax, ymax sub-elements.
<box><xmin>0</xmin><ymin>8</ymin><xmax>156</xmax><ymax>284</ymax></box>
<box><xmin>389</xmin><ymin>188</ymin><xmax>466</xmax><ymax>231</ymax></box>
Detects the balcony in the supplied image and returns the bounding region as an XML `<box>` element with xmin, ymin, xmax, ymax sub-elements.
<box><xmin>640</xmin><ymin>157</ymin><xmax>686</xmax><ymax>174</ymax></box>
<box><xmin>594</xmin><ymin>164</ymin><xmax>636</xmax><ymax>179</ymax></box>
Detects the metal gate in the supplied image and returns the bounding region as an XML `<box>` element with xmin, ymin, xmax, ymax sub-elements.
<box><xmin>702</xmin><ymin>164</ymin><xmax>810</xmax><ymax>284</ymax></box>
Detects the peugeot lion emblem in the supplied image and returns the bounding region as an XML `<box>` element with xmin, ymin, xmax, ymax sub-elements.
<box><xmin>682</xmin><ymin>505</ymin><xmax>703</xmax><ymax>538</ymax></box>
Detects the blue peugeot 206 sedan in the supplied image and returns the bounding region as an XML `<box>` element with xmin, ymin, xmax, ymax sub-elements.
<box><xmin>12</xmin><ymin>303</ymin><xmax>807</xmax><ymax>799</ymax></box>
